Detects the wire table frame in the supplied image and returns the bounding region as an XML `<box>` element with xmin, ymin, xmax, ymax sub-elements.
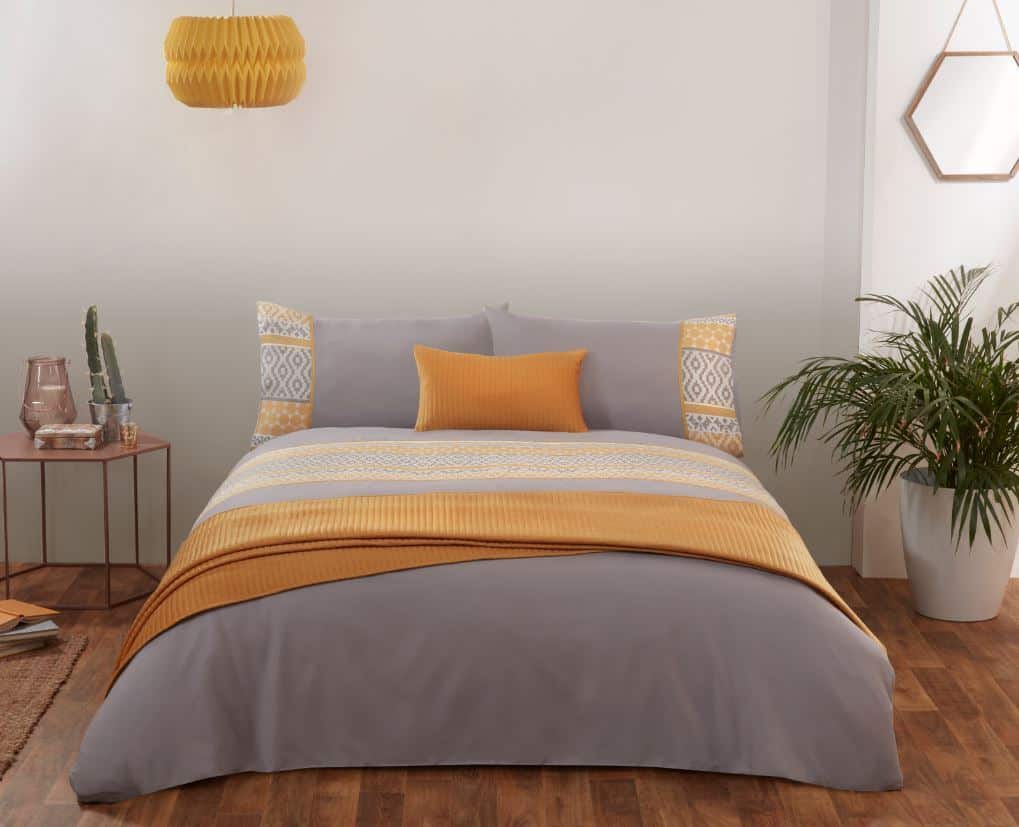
<box><xmin>0</xmin><ymin>431</ymin><xmax>171</xmax><ymax>609</ymax></box>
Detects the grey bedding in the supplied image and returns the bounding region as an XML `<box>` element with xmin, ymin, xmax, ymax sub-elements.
<box><xmin>71</xmin><ymin>429</ymin><xmax>901</xmax><ymax>801</ymax></box>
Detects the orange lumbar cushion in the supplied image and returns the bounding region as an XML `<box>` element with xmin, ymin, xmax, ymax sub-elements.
<box><xmin>413</xmin><ymin>345</ymin><xmax>589</xmax><ymax>432</ymax></box>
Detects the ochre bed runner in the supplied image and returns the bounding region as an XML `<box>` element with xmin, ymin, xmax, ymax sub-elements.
<box><xmin>111</xmin><ymin>487</ymin><xmax>879</xmax><ymax>690</ymax></box>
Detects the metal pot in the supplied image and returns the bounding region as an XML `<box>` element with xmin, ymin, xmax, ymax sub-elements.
<box><xmin>88</xmin><ymin>400</ymin><xmax>133</xmax><ymax>443</ymax></box>
<box><xmin>900</xmin><ymin>469</ymin><xmax>1018</xmax><ymax>621</ymax></box>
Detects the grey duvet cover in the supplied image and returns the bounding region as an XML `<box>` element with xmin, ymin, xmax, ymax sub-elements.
<box><xmin>71</xmin><ymin>429</ymin><xmax>901</xmax><ymax>801</ymax></box>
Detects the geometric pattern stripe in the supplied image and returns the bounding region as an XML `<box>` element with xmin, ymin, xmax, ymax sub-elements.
<box><xmin>252</xmin><ymin>302</ymin><xmax>314</xmax><ymax>447</ymax></box>
<box><xmin>681</xmin><ymin>350</ymin><xmax>735</xmax><ymax>409</ymax></box>
<box><xmin>257</xmin><ymin>300</ymin><xmax>312</xmax><ymax>339</ymax></box>
<box><xmin>260</xmin><ymin>344</ymin><xmax>312</xmax><ymax>401</ymax></box>
<box><xmin>203</xmin><ymin>439</ymin><xmax>782</xmax><ymax>517</ymax></box>
<box><xmin>678</xmin><ymin>314</ymin><xmax>743</xmax><ymax>457</ymax></box>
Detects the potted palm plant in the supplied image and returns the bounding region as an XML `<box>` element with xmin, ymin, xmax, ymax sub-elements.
<box><xmin>764</xmin><ymin>267</ymin><xmax>1019</xmax><ymax>621</ymax></box>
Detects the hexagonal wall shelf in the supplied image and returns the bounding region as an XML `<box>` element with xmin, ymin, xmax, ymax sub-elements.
<box><xmin>906</xmin><ymin>51</ymin><xmax>1019</xmax><ymax>181</ymax></box>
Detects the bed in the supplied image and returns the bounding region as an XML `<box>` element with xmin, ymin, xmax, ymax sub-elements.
<box><xmin>71</xmin><ymin>426</ymin><xmax>902</xmax><ymax>801</ymax></box>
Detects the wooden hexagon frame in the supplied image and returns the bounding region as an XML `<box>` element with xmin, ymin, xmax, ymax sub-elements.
<box><xmin>905</xmin><ymin>51</ymin><xmax>1019</xmax><ymax>182</ymax></box>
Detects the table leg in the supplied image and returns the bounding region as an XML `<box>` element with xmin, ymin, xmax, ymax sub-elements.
<box><xmin>40</xmin><ymin>461</ymin><xmax>47</xmax><ymax>564</ymax></box>
<box><xmin>2</xmin><ymin>460</ymin><xmax>8</xmax><ymax>599</ymax></box>
<box><xmin>133</xmin><ymin>455</ymin><xmax>139</xmax><ymax>566</ymax></box>
<box><xmin>102</xmin><ymin>461</ymin><xmax>111</xmax><ymax>609</ymax></box>
<box><xmin>165</xmin><ymin>445</ymin><xmax>172</xmax><ymax>567</ymax></box>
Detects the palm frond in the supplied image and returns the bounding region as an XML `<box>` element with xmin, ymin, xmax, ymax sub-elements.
<box><xmin>762</xmin><ymin>267</ymin><xmax>1019</xmax><ymax>546</ymax></box>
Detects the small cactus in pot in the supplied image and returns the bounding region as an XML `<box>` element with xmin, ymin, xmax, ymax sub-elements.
<box><xmin>84</xmin><ymin>305</ymin><xmax>133</xmax><ymax>441</ymax></box>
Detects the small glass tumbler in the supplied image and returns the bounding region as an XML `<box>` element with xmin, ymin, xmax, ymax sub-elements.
<box><xmin>119</xmin><ymin>422</ymin><xmax>139</xmax><ymax>449</ymax></box>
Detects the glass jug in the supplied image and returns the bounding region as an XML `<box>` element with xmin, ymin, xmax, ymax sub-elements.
<box><xmin>20</xmin><ymin>356</ymin><xmax>77</xmax><ymax>436</ymax></box>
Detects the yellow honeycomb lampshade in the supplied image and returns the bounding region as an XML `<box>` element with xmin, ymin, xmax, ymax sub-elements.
<box><xmin>165</xmin><ymin>15</ymin><xmax>305</xmax><ymax>108</ymax></box>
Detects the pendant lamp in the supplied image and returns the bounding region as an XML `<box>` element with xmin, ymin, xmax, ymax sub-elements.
<box><xmin>165</xmin><ymin>14</ymin><xmax>305</xmax><ymax>108</ymax></box>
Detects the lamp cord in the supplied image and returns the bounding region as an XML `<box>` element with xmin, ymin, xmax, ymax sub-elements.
<box><xmin>944</xmin><ymin>0</ymin><xmax>1014</xmax><ymax>52</ymax></box>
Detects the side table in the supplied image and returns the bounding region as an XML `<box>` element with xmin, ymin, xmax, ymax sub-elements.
<box><xmin>0</xmin><ymin>431</ymin><xmax>171</xmax><ymax>609</ymax></box>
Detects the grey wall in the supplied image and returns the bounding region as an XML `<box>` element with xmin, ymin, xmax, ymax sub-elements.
<box><xmin>0</xmin><ymin>1</ymin><xmax>864</xmax><ymax>566</ymax></box>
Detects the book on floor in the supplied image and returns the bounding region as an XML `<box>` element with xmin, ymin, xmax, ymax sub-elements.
<box><xmin>0</xmin><ymin>599</ymin><xmax>59</xmax><ymax>633</ymax></box>
<box><xmin>0</xmin><ymin>639</ymin><xmax>47</xmax><ymax>659</ymax></box>
<box><xmin>0</xmin><ymin>619</ymin><xmax>59</xmax><ymax>645</ymax></box>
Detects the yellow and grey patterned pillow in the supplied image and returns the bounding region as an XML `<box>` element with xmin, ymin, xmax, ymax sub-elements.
<box><xmin>252</xmin><ymin>302</ymin><xmax>315</xmax><ymax>448</ymax></box>
<box><xmin>678</xmin><ymin>314</ymin><xmax>742</xmax><ymax>456</ymax></box>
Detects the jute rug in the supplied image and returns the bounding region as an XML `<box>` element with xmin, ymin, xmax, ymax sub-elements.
<box><xmin>0</xmin><ymin>635</ymin><xmax>87</xmax><ymax>781</ymax></box>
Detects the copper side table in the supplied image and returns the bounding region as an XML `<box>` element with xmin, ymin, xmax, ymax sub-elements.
<box><xmin>0</xmin><ymin>431</ymin><xmax>171</xmax><ymax>609</ymax></box>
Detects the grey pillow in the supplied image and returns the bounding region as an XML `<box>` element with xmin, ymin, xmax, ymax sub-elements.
<box><xmin>485</xmin><ymin>306</ymin><xmax>743</xmax><ymax>456</ymax></box>
<box><xmin>312</xmin><ymin>310</ymin><xmax>500</xmax><ymax>429</ymax></box>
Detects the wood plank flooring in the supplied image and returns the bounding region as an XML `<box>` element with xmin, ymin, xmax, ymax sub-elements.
<box><xmin>0</xmin><ymin>564</ymin><xmax>1017</xmax><ymax>826</ymax></box>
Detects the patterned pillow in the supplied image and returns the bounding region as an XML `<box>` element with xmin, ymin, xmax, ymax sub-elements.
<box><xmin>485</xmin><ymin>306</ymin><xmax>744</xmax><ymax>456</ymax></box>
<box><xmin>678</xmin><ymin>315</ymin><xmax>741</xmax><ymax>456</ymax></box>
<box><xmin>252</xmin><ymin>302</ymin><xmax>315</xmax><ymax>447</ymax></box>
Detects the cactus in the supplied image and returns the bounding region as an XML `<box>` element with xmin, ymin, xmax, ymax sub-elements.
<box><xmin>85</xmin><ymin>305</ymin><xmax>109</xmax><ymax>403</ymax></box>
<box><xmin>100</xmin><ymin>332</ymin><xmax>128</xmax><ymax>403</ymax></box>
<box><xmin>84</xmin><ymin>306</ymin><xmax>130</xmax><ymax>405</ymax></box>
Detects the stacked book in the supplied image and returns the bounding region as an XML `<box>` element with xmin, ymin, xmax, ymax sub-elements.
<box><xmin>0</xmin><ymin>599</ymin><xmax>60</xmax><ymax>659</ymax></box>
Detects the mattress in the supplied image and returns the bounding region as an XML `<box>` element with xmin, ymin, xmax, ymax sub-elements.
<box><xmin>71</xmin><ymin>428</ymin><xmax>901</xmax><ymax>801</ymax></box>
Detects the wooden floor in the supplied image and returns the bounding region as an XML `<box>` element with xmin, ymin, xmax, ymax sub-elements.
<box><xmin>0</xmin><ymin>565</ymin><xmax>1017</xmax><ymax>826</ymax></box>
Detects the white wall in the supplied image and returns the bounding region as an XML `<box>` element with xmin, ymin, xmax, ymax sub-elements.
<box><xmin>858</xmin><ymin>0</ymin><xmax>1019</xmax><ymax>576</ymax></box>
<box><xmin>0</xmin><ymin>1</ymin><xmax>860</xmax><ymax>567</ymax></box>
<box><xmin>824</xmin><ymin>4</ymin><xmax>871</xmax><ymax>360</ymax></box>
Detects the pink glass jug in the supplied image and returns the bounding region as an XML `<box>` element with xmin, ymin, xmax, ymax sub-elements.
<box><xmin>20</xmin><ymin>356</ymin><xmax>77</xmax><ymax>436</ymax></box>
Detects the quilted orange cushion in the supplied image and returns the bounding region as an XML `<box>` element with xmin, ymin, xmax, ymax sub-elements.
<box><xmin>413</xmin><ymin>345</ymin><xmax>588</xmax><ymax>432</ymax></box>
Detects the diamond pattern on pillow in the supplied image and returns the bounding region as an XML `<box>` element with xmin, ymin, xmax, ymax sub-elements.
<box><xmin>681</xmin><ymin>350</ymin><xmax>735</xmax><ymax>409</ymax></box>
<box><xmin>260</xmin><ymin>345</ymin><xmax>313</xmax><ymax>401</ymax></box>
<box><xmin>252</xmin><ymin>302</ymin><xmax>314</xmax><ymax>447</ymax></box>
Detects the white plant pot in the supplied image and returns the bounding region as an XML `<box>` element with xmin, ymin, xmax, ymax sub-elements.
<box><xmin>900</xmin><ymin>470</ymin><xmax>1018</xmax><ymax>621</ymax></box>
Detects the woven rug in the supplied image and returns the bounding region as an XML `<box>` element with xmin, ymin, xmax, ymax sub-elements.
<box><xmin>0</xmin><ymin>635</ymin><xmax>87</xmax><ymax>781</ymax></box>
